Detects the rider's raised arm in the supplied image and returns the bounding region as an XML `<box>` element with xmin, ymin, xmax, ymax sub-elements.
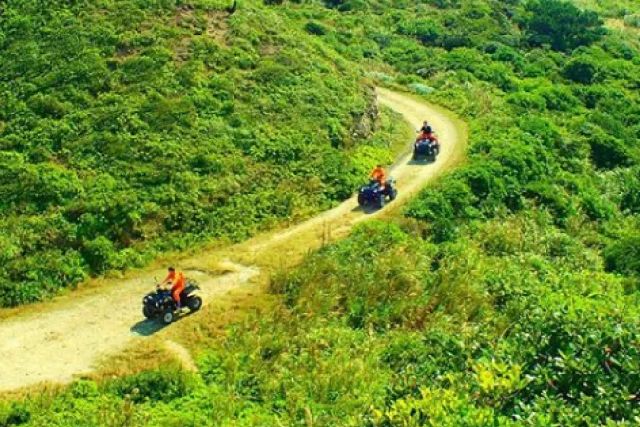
<box><xmin>161</xmin><ymin>268</ymin><xmax>176</xmax><ymax>285</ymax></box>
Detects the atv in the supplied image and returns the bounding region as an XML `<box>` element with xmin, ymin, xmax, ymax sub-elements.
<box><xmin>358</xmin><ymin>178</ymin><xmax>397</xmax><ymax>209</ymax></box>
<box><xmin>413</xmin><ymin>138</ymin><xmax>439</xmax><ymax>162</ymax></box>
<box><xmin>142</xmin><ymin>281</ymin><xmax>203</xmax><ymax>324</ymax></box>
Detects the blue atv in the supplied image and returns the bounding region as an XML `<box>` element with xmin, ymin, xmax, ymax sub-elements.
<box><xmin>413</xmin><ymin>138</ymin><xmax>439</xmax><ymax>162</ymax></box>
<box><xmin>142</xmin><ymin>281</ymin><xmax>202</xmax><ymax>324</ymax></box>
<box><xmin>358</xmin><ymin>178</ymin><xmax>397</xmax><ymax>209</ymax></box>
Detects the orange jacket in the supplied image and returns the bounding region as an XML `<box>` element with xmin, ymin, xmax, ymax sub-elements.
<box><xmin>370</xmin><ymin>167</ymin><xmax>386</xmax><ymax>185</ymax></box>
<box><xmin>163</xmin><ymin>271</ymin><xmax>186</xmax><ymax>289</ymax></box>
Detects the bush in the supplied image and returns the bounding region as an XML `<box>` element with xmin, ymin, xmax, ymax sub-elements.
<box><xmin>524</xmin><ymin>182</ymin><xmax>576</xmax><ymax>226</ymax></box>
<box><xmin>1</xmin><ymin>402</ymin><xmax>31</xmax><ymax>426</ymax></box>
<box><xmin>82</xmin><ymin>236</ymin><xmax>118</xmax><ymax>274</ymax></box>
<box><xmin>535</xmin><ymin>84</ymin><xmax>580</xmax><ymax>111</ymax></box>
<box><xmin>584</xmin><ymin>128</ymin><xmax>634</xmax><ymax>169</ymax></box>
<box><xmin>581</xmin><ymin>192</ymin><xmax>615</xmax><ymax>220</ymax></box>
<box><xmin>27</xmin><ymin>94</ymin><xmax>69</xmax><ymax>118</ymax></box>
<box><xmin>382</xmin><ymin>331</ymin><xmax>470</xmax><ymax>400</ymax></box>
<box><xmin>504</xmin><ymin>300</ymin><xmax>640</xmax><ymax>422</ymax></box>
<box><xmin>396</xmin><ymin>18</ymin><xmax>442</xmax><ymax>45</ymax></box>
<box><xmin>106</xmin><ymin>369</ymin><xmax>196</xmax><ymax>403</ymax></box>
<box><xmin>604</xmin><ymin>235</ymin><xmax>640</xmax><ymax>276</ymax></box>
<box><xmin>563</xmin><ymin>56</ymin><xmax>599</xmax><ymax>84</ymax></box>
<box><xmin>305</xmin><ymin>21</ymin><xmax>327</xmax><ymax>36</ymax></box>
<box><xmin>620</xmin><ymin>167</ymin><xmax>640</xmax><ymax>213</ymax></box>
<box><xmin>521</xmin><ymin>0</ymin><xmax>605</xmax><ymax>52</ymax></box>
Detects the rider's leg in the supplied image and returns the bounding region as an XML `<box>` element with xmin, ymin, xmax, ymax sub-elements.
<box><xmin>172</xmin><ymin>287</ymin><xmax>182</xmax><ymax>309</ymax></box>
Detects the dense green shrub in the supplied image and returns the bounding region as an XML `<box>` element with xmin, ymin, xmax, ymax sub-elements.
<box><xmin>620</xmin><ymin>167</ymin><xmax>640</xmax><ymax>213</ymax></box>
<box><xmin>563</xmin><ymin>56</ymin><xmax>599</xmax><ymax>84</ymax></box>
<box><xmin>1</xmin><ymin>402</ymin><xmax>31</xmax><ymax>426</ymax></box>
<box><xmin>304</xmin><ymin>21</ymin><xmax>327</xmax><ymax>36</ymax></box>
<box><xmin>604</xmin><ymin>235</ymin><xmax>640</xmax><ymax>276</ymax></box>
<box><xmin>520</xmin><ymin>0</ymin><xmax>605</xmax><ymax>52</ymax></box>
<box><xmin>106</xmin><ymin>369</ymin><xmax>197</xmax><ymax>404</ymax></box>
<box><xmin>583</xmin><ymin>124</ymin><xmax>635</xmax><ymax>169</ymax></box>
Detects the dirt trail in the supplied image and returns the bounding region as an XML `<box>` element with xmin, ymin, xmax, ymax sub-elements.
<box><xmin>247</xmin><ymin>87</ymin><xmax>466</xmax><ymax>255</ymax></box>
<box><xmin>0</xmin><ymin>88</ymin><xmax>466</xmax><ymax>392</ymax></box>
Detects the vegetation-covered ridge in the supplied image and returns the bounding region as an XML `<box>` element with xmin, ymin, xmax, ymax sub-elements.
<box><xmin>0</xmin><ymin>0</ymin><xmax>400</xmax><ymax>307</ymax></box>
<box><xmin>2</xmin><ymin>0</ymin><xmax>640</xmax><ymax>425</ymax></box>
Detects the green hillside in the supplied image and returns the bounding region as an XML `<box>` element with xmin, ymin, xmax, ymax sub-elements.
<box><xmin>0</xmin><ymin>0</ymin><xmax>402</xmax><ymax>307</ymax></box>
<box><xmin>2</xmin><ymin>0</ymin><xmax>640</xmax><ymax>425</ymax></box>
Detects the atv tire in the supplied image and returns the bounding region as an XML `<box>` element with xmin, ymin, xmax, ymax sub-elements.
<box><xmin>161</xmin><ymin>309</ymin><xmax>175</xmax><ymax>325</ymax></box>
<box><xmin>389</xmin><ymin>189</ymin><xmax>398</xmax><ymax>201</ymax></box>
<box><xmin>187</xmin><ymin>296</ymin><xmax>203</xmax><ymax>312</ymax></box>
<box><xmin>142</xmin><ymin>306</ymin><xmax>154</xmax><ymax>319</ymax></box>
<box><xmin>378</xmin><ymin>193</ymin><xmax>386</xmax><ymax>209</ymax></box>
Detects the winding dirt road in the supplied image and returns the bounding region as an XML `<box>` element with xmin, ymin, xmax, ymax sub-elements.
<box><xmin>0</xmin><ymin>88</ymin><xmax>467</xmax><ymax>392</ymax></box>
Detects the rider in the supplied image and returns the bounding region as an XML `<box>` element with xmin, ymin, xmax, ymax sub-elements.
<box><xmin>370</xmin><ymin>164</ymin><xmax>386</xmax><ymax>189</ymax></box>
<box><xmin>419</xmin><ymin>121</ymin><xmax>432</xmax><ymax>134</ymax></box>
<box><xmin>160</xmin><ymin>266</ymin><xmax>186</xmax><ymax>309</ymax></box>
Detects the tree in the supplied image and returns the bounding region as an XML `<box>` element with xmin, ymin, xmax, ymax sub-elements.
<box><xmin>563</xmin><ymin>56</ymin><xmax>598</xmax><ymax>84</ymax></box>
<box><xmin>605</xmin><ymin>235</ymin><xmax>640</xmax><ymax>277</ymax></box>
<box><xmin>521</xmin><ymin>0</ymin><xmax>605</xmax><ymax>52</ymax></box>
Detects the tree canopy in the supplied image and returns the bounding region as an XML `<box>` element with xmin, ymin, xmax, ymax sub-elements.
<box><xmin>521</xmin><ymin>0</ymin><xmax>606</xmax><ymax>51</ymax></box>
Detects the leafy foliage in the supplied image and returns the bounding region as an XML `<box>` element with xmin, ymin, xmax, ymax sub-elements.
<box><xmin>520</xmin><ymin>0</ymin><xmax>606</xmax><ymax>52</ymax></box>
<box><xmin>3</xmin><ymin>0</ymin><xmax>640</xmax><ymax>425</ymax></box>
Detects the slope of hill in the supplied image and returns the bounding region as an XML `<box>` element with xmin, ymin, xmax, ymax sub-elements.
<box><xmin>0</xmin><ymin>88</ymin><xmax>466</xmax><ymax>393</ymax></box>
<box><xmin>2</xmin><ymin>0</ymin><xmax>640</xmax><ymax>425</ymax></box>
<box><xmin>0</xmin><ymin>0</ymin><xmax>396</xmax><ymax>307</ymax></box>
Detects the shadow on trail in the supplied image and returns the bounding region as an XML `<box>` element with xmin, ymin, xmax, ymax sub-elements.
<box><xmin>407</xmin><ymin>158</ymin><xmax>436</xmax><ymax>166</ymax></box>
<box><xmin>130</xmin><ymin>311</ymin><xmax>197</xmax><ymax>337</ymax></box>
<box><xmin>352</xmin><ymin>204</ymin><xmax>381</xmax><ymax>215</ymax></box>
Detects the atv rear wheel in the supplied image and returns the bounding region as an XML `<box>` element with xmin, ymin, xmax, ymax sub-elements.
<box><xmin>187</xmin><ymin>296</ymin><xmax>203</xmax><ymax>312</ymax></box>
<box><xmin>162</xmin><ymin>309</ymin><xmax>175</xmax><ymax>325</ymax></box>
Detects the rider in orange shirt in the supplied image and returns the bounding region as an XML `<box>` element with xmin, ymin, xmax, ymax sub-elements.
<box><xmin>370</xmin><ymin>164</ymin><xmax>386</xmax><ymax>188</ymax></box>
<box><xmin>161</xmin><ymin>267</ymin><xmax>186</xmax><ymax>309</ymax></box>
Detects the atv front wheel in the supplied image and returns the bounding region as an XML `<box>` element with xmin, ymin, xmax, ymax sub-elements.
<box><xmin>187</xmin><ymin>296</ymin><xmax>203</xmax><ymax>312</ymax></box>
<box><xmin>142</xmin><ymin>306</ymin><xmax>154</xmax><ymax>319</ymax></box>
<box><xmin>162</xmin><ymin>309</ymin><xmax>175</xmax><ymax>325</ymax></box>
<box><xmin>389</xmin><ymin>189</ymin><xmax>397</xmax><ymax>201</ymax></box>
